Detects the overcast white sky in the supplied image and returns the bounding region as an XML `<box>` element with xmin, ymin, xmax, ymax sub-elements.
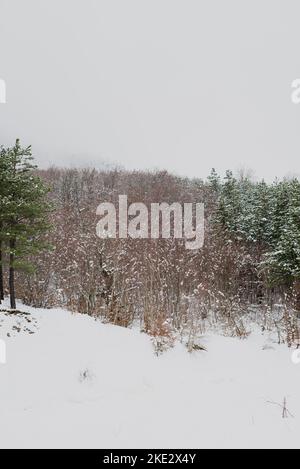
<box><xmin>1</xmin><ymin>0</ymin><xmax>300</xmax><ymax>180</ymax></box>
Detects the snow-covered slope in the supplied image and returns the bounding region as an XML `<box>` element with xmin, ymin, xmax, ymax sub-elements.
<box><xmin>0</xmin><ymin>299</ymin><xmax>299</xmax><ymax>449</ymax></box>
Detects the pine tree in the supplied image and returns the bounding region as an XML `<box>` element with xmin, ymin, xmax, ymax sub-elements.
<box><xmin>216</xmin><ymin>170</ymin><xmax>241</xmax><ymax>236</ymax></box>
<box><xmin>0</xmin><ymin>140</ymin><xmax>52</xmax><ymax>309</ymax></box>
<box><xmin>245</xmin><ymin>180</ymin><xmax>272</xmax><ymax>246</ymax></box>
<box><xmin>206</xmin><ymin>168</ymin><xmax>221</xmax><ymax>216</ymax></box>
<box><xmin>207</xmin><ymin>168</ymin><xmax>221</xmax><ymax>193</ymax></box>
<box><xmin>263</xmin><ymin>179</ymin><xmax>300</xmax><ymax>279</ymax></box>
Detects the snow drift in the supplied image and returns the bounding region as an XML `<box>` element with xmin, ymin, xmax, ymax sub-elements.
<box><xmin>0</xmin><ymin>299</ymin><xmax>299</xmax><ymax>449</ymax></box>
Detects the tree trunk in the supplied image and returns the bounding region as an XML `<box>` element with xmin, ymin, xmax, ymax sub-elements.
<box><xmin>9</xmin><ymin>238</ymin><xmax>16</xmax><ymax>310</ymax></box>
<box><xmin>0</xmin><ymin>220</ymin><xmax>4</xmax><ymax>303</ymax></box>
<box><xmin>293</xmin><ymin>279</ymin><xmax>300</xmax><ymax>314</ymax></box>
<box><xmin>0</xmin><ymin>242</ymin><xmax>4</xmax><ymax>303</ymax></box>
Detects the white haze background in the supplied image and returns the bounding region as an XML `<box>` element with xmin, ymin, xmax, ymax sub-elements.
<box><xmin>1</xmin><ymin>0</ymin><xmax>300</xmax><ymax>180</ymax></box>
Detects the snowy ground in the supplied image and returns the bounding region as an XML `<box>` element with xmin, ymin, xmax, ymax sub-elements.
<box><xmin>0</xmin><ymin>299</ymin><xmax>299</xmax><ymax>449</ymax></box>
